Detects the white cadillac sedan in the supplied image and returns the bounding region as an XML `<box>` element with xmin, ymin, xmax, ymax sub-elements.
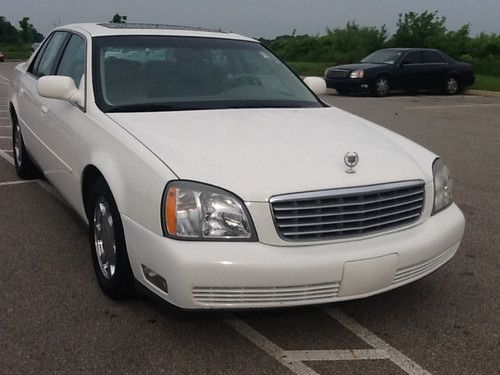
<box><xmin>9</xmin><ymin>23</ymin><xmax>465</xmax><ymax>309</ymax></box>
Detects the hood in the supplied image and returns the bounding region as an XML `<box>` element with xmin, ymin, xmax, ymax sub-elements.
<box><xmin>108</xmin><ymin>107</ymin><xmax>436</xmax><ymax>202</ymax></box>
<box><xmin>328</xmin><ymin>63</ymin><xmax>381</xmax><ymax>72</ymax></box>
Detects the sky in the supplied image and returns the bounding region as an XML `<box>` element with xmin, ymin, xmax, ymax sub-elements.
<box><xmin>2</xmin><ymin>0</ymin><xmax>500</xmax><ymax>39</ymax></box>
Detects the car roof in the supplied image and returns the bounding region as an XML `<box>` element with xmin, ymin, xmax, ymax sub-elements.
<box><xmin>54</xmin><ymin>23</ymin><xmax>257</xmax><ymax>42</ymax></box>
<box><xmin>383</xmin><ymin>47</ymin><xmax>442</xmax><ymax>52</ymax></box>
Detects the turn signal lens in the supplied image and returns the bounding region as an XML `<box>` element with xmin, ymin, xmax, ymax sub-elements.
<box><xmin>166</xmin><ymin>187</ymin><xmax>177</xmax><ymax>235</ymax></box>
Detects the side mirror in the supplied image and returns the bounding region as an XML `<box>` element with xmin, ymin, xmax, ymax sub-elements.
<box><xmin>304</xmin><ymin>76</ymin><xmax>327</xmax><ymax>96</ymax></box>
<box><xmin>37</xmin><ymin>75</ymin><xmax>84</xmax><ymax>107</ymax></box>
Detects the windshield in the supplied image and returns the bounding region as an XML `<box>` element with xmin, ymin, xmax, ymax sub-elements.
<box><xmin>361</xmin><ymin>50</ymin><xmax>403</xmax><ymax>64</ymax></box>
<box><xmin>92</xmin><ymin>36</ymin><xmax>322</xmax><ymax>112</ymax></box>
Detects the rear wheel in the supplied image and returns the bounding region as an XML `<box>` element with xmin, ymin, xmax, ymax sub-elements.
<box><xmin>372</xmin><ymin>76</ymin><xmax>390</xmax><ymax>97</ymax></box>
<box><xmin>445</xmin><ymin>76</ymin><xmax>460</xmax><ymax>95</ymax></box>
<box><xmin>87</xmin><ymin>177</ymin><xmax>135</xmax><ymax>300</ymax></box>
<box><xmin>12</xmin><ymin>115</ymin><xmax>40</xmax><ymax>179</ymax></box>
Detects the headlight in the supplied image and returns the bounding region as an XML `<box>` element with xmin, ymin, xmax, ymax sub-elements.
<box><xmin>432</xmin><ymin>159</ymin><xmax>453</xmax><ymax>214</ymax></box>
<box><xmin>162</xmin><ymin>181</ymin><xmax>256</xmax><ymax>240</ymax></box>
<box><xmin>350</xmin><ymin>69</ymin><xmax>365</xmax><ymax>79</ymax></box>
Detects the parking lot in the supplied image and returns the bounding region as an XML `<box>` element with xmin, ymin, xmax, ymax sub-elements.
<box><xmin>0</xmin><ymin>61</ymin><xmax>499</xmax><ymax>374</ymax></box>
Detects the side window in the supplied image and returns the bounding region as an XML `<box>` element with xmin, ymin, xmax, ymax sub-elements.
<box><xmin>28</xmin><ymin>35</ymin><xmax>52</xmax><ymax>75</ymax></box>
<box><xmin>422</xmin><ymin>51</ymin><xmax>445</xmax><ymax>64</ymax></box>
<box><xmin>31</xmin><ymin>32</ymin><xmax>69</xmax><ymax>78</ymax></box>
<box><xmin>56</xmin><ymin>34</ymin><xmax>86</xmax><ymax>88</ymax></box>
<box><xmin>403</xmin><ymin>51</ymin><xmax>422</xmax><ymax>64</ymax></box>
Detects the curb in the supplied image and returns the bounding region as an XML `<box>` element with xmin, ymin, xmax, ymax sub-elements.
<box><xmin>466</xmin><ymin>89</ymin><xmax>500</xmax><ymax>98</ymax></box>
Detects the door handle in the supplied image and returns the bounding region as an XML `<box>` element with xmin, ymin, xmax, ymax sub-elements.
<box><xmin>41</xmin><ymin>105</ymin><xmax>48</xmax><ymax>119</ymax></box>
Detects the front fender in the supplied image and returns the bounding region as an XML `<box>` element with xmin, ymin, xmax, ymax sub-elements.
<box><xmin>79</xmin><ymin>111</ymin><xmax>177</xmax><ymax>235</ymax></box>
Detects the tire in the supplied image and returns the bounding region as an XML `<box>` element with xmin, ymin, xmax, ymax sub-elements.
<box><xmin>445</xmin><ymin>76</ymin><xmax>460</xmax><ymax>95</ymax></box>
<box><xmin>371</xmin><ymin>76</ymin><xmax>390</xmax><ymax>97</ymax></box>
<box><xmin>335</xmin><ymin>89</ymin><xmax>347</xmax><ymax>96</ymax></box>
<box><xmin>87</xmin><ymin>177</ymin><xmax>135</xmax><ymax>300</ymax></box>
<box><xmin>12</xmin><ymin>114</ymin><xmax>40</xmax><ymax>179</ymax></box>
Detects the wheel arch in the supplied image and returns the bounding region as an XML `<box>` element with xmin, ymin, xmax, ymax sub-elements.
<box><xmin>81</xmin><ymin>161</ymin><xmax>125</xmax><ymax>221</ymax></box>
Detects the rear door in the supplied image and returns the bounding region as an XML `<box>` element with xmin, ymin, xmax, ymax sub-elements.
<box><xmin>421</xmin><ymin>50</ymin><xmax>448</xmax><ymax>89</ymax></box>
<box><xmin>18</xmin><ymin>31</ymin><xmax>70</xmax><ymax>170</ymax></box>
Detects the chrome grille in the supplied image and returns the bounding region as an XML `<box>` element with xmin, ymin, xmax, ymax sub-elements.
<box><xmin>326</xmin><ymin>69</ymin><xmax>350</xmax><ymax>79</ymax></box>
<box><xmin>270</xmin><ymin>181</ymin><xmax>425</xmax><ymax>241</ymax></box>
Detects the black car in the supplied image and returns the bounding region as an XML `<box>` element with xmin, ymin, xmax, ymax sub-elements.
<box><xmin>325</xmin><ymin>48</ymin><xmax>475</xmax><ymax>96</ymax></box>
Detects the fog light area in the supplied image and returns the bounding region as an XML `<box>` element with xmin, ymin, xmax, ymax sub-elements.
<box><xmin>141</xmin><ymin>264</ymin><xmax>168</xmax><ymax>293</ymax></box>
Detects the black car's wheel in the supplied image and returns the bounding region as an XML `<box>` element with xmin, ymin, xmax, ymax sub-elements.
<box><xmin>335</xmin><ymin>89</ymin><xmax>348</xmax><ymax>95</ymax></box>
<box><xmin>445</xmin><ymin>76</ymin><xmax>460</xmax><ymax>95</ymax></box>
<box><xmin>12</xmin><ymin>114</ymin><xmax>40</xmax><ymax>179</ymax></box>
<box><xmin>372</xmin><ymin>76</ymin><xmax>390</xmax><ymax>97</ymax></box>
<box><xmin>87</xmin><ymin>177</ymin><xmax>135</xmax><ymax>300</ymax></box>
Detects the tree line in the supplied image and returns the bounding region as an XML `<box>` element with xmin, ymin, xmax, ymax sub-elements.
<box><xmin>0</xmin><ymin>16</ymin><xmax>43</xmax><ymax>45</ymax></box>
<box><xmin>260</xmin><ymin>11</ymin><xmax>500</xmax><ymax>76</ymax></box>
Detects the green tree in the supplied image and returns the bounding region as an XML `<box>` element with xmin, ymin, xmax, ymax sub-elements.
<box><xmin>0</xmin><ymin>16</ymin><xmax>19</xmax><ymax>44</ymax></box>
<box><xmin>18</xmin><ymin>17</ymin><xmax>43</xmax><ymax>43</ymax></box>
<box><xmin>389</xmin><ymin>10</ymin><xmax>446</xmax><ymax>47</ymax></box>
<box><xmin>111</xmin><ymin>14</ymin><xmax>128</xmax><ymax>23</ymax></box>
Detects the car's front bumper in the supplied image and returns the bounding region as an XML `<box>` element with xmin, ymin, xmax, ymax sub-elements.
<box><xmin>325</xmin><ymin>77</ymin><xmax>370</xmax><ymax>92</ymax></box>
<box><xmin>122</xmin><ymin>203</ymin><xmax>465</xmax><ymax>309</ymax></box>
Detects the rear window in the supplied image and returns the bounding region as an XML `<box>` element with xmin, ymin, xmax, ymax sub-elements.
<box><xmin>422</xmin><ymin>51</ymin><xmax>445</xmax><ymax>64</ymax></box>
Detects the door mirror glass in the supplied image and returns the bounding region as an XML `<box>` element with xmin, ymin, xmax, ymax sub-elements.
<box><xmin>37</xmin><ymin>75</ymin><xmax>84</xmax><ymax>107</ymax></box>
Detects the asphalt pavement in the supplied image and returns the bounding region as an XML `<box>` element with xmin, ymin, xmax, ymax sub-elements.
<box><xmin>0</xmin><ymin>61</ymin><xmax>499</xmax><ymax>374</ymax></box>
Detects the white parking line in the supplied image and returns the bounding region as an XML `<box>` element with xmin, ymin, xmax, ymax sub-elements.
<box><xmin>0</xmin><ymin>126</ymin><xmax>11</xmax><ymax>128</ymax></box>
<box><xmin>326</xmin><ymin>309</ymin><xmax>431</xmax><ymax>375</ymax></box>
<box><xmin>0</xmin><ymin>136</ymin><xmax>11</xmax><ymax>139</ymax></box>
<box><xmin>0</xmin><ymin>149</ymin><xmax>14</xmax><ymax>165</ymax></box>
<box><xmin>0</xmin><ymin>74</ymin><xmax>10</xmax><ymax>82</ymax></box>
<box><xmin>284</xmin><ymin>349</ymin><xmax>389</xmax><ymax>361</ymax></box>
<box><xmin>226</xmin><ymin>317</ymin><xmax>318</xmax><ymax>375</ymax></box>
<box><xmin>0</xmin><ymin>180</ymin><xmax>37</xmax><ymax>187</ymax></box>
<box><xmin>227</xmin><ymin>308</ymin><xmax>431</xmax><ymax>375</ymax></box>
<box><xmin>0</xmin><ymin>149</ymin><xmax>63</xmax><ymax>200</ymax></box>
<box><xmin>405</xmin><ymin>103</ymin><xmax>500</xmax><ymax>110</ymax></box>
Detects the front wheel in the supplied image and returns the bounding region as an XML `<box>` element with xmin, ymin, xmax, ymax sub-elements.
<box><xmin>87</xmin><ymin>178</ymin><xmax>135</xmax><ymax>300</ymax></box>
<box><xmin>371</xmin><ymin>76</ymin><xmax>390</xmax><ymax>97</ymax></box>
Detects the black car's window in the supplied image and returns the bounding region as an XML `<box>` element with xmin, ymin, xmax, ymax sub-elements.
<box><xmin>31</xmin><ymin>32</ymin><xmax>69</xmax><ymax>78</ymax></box>
<box><xmin>56</xmin><ymin>34</ymin><xmax>86</xmax><ymax>88</ymax></box>
<box><xmin>403</xmin><ymin>51</ymin><xmax>422</xmax><ymax>64</ymax></box>
<box><xmin>422</xmin><ymin>51</ymin><xmax>445</xmax><ymax>64</ymax></box>
<box><xmin>361</xmin><ymin>50</ymin><xmax>403</xmax><ymax>64</ymax></box>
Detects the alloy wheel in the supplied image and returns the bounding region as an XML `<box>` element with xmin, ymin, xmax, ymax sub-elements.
<box><xmin>14</xmin><ymin>123</ymin><xmax>23</xmax><ymax>167</ymax></box>
<box><xmin>93</xmin><ymin>197</ymin><xmax>117</xmax><ymax>280</ymax></box>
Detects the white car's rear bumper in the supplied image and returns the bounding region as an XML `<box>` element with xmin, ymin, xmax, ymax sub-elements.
<box><xmin>122</xmin><ymin>203</ymin><xmax>465</xmax><ymax>309</ymax></box>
